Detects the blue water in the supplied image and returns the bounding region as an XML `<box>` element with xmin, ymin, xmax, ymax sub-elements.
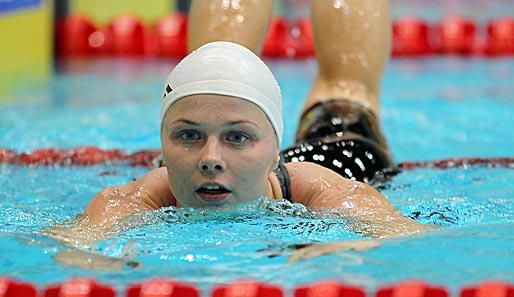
<box><xmin>3</xmin><ymin>58</ymin><xmax>513</xmax><ymax>160</ymax></box>
<box><xmin>1</xmin><ymin>57</ymin><xmax>514</xmax><ymax>295</ymax></box>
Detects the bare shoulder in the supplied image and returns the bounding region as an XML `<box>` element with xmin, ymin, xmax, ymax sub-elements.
<box><xmin>282</xmin><ymin>162</ymin><xmax>433</xmax><ymax>238</ymax></box>
<box><xmin>84</xmin><ymin>167</ymin><xmax>175</xmax><ymax>228</ymax></box>
<box><xmin>128</xmin><ymin>167</ymin><xmax>175</xmax><ymax>208</ymax></box>
<box><xmin>283</xmin><ymin>162</ymin><xmax>390</xmax><ymax>210</ymax></box>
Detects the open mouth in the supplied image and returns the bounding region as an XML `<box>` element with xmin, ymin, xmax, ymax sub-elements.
<box><xmin>196</xmin><ymin>184</ymin><xmax>232</xmax><ymax>202</ymax></box>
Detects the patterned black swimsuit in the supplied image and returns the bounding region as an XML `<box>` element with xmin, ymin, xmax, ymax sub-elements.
<box><xmin>275</xmin><ymin>99</ymin><xmax>396</xmax><ymax>201</ymax></box>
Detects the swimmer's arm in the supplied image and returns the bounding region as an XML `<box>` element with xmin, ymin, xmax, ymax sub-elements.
<box><xmin>84</xmin><ymin>167</ymin><xmax>175</xmax><ymax>229</ymax></box>
<box><xmin>45</xmin><ymin>168</ymin><xmax>174</xmax><ymax>268</ymax></box>
<box><xmin>287</xmin><ymin>162</ymin><xmax>433</xmax><ymax>238</ymax></box>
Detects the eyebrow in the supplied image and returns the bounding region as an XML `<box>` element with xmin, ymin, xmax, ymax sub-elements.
<box><xmin>171</xmin><ymin>119</ymin><xmax>198</xmax><ymax>126</ymax></box>
<box><xmin>170</xmin><ymin>119</ymin><xmax>260</xmax><ymax>127</ymax></box>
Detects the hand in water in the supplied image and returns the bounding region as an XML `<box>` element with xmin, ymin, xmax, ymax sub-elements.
<box><xmin>287</xmin><ymin>239</ymin><xmax>381</xmax><ymax>262</ymax></box>
<box><xmin>53</xmin><ymin>249</ymin><xmax>141</xmax><ymax>270</ymax></box>
<box><xmin>42</xmin><ymin>215</ymin><xmax>142</xmax><ymax>270</ymax></box>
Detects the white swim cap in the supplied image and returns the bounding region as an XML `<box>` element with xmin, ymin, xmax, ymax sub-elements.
<box><xmin>160</xmin><ymin>41</ymin><xmax>283</xmax><ymax>147</ymax></box>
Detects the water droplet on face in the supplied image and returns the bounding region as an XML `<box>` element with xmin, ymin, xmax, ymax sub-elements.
<box><xmin>220</xmin><ymin>0</ymin><xmax>230</xmax><ymax>10</ymax></box>
<box><xmin>333</xmin><ymin>0</ymin><xmax>344</xmax><ymax>9</ymax></box>
<box><xmin>333</xmin><ymin>0</ymin><xmax>350</xmax><ymax>15</ymax></box>
<box><xmin>358</xmin><ymin>53</ymin><xmax>369</xmax><ymax>68</ymax></box>
<box><xmin>235</xmin><ymin>14</ymin><xmax>244</xmax><ymax>23</ymax></box>
<box><xmin>231</xmin><ymin>0</ymin><xmax>241</xmax><ymax>10</ymax></box>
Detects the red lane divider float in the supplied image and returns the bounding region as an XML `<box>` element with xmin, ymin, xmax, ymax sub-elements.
<box><xmin>212</xmin><ymin>281</ymin><xmax>283</xmax><ymax>297</ymax></box>
<box><xmin>43</xmin><ymin>278</ymin><xmax>116</xmax><ymax>297</ymax></box>
<box><xmin>437</xmin><ymin>15</ymin><xmax>480</xmax><ymax>55</ymax></box>
<box><xmin>399</xmin><ymin>157</ymin><xmax>514</xmax><ymax>170</ymax></box>
<box><xmin>487</xmin><ymin>16</ymin><xmax>514</xmax><ymax>56</ymax></box>
<box><xmin>262</xmin><ymin>17</ymin><xmax>292</xmax><ymax>58</ymax></box>
<box><xmin>460</xmin><ymin>281</ymin><xmax>514</xmax><ymax>297</ymax></box>
<box><xmin>104</xmin><ymin>14</ymin><xmax>146</xmax><ymax>56</ymax></box>
<box><xmin>151</xmin><ymin>13</ymin><xmax>188</xmax><ymax>58</ymax></box>
<box><xmin>393</xmin><ymin>17</ymin><xmax>432</xmax><ymax>56</ymax></box>
<box><xmin>376</xmin><ymin>281</ymin><xmax>448</xmax><ymax>297</ymax></box>
<box><xmin>0</xmin><ymin>147</ymin><xmax>160</xmax><ymax>168</ymax></box>
<box><xmin>127</xmin><ymin>279</ymin><xmax>199</xmax><ymax>297</ymax></box>
<box><xmin>1</xmin><ymin>278</ymin><xmax>514</xmax><ymax>297</ymax></box>
<box><xmin>54</xmin><ymin>14</ymin><xmax>514</xmax><ymax>59</ymax></box>
<box><xmin>294</xmin><ymin>280</ymin><xmax>365</xmax><ymax>297</ymax></box>
<box><xmin>1</xmin><ymin>147</ymin><xmax>514</xmax><ymax>170</ymax></box>
<box><xmin>261</xmin><ymin>16</ymin><xmax>315</xmax><ymax>58</ymax></box>
<box><xmin>0</xmin><ymin>278</ymin><xmax>37</xmax><ymax>297</ymax></box>
<box><xmin>55</xmin><ymin>14</ymin><xmax>99</xmax><ymax>57</ymax></box>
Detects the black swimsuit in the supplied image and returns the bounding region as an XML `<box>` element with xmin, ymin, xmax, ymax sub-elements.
<box><xmin>273</xmin><ymin>163</ymin><xmax>293</xmax><ymax>202</ymax></box>
<box><xmin>275</xmin><ymin>99</ymin><xmax>396</xmax><ymax>202</ymax></box>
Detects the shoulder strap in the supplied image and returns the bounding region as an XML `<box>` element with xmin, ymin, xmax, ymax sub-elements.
<box><xmin>273</xmin><ymin>163</ymin><xmax>293</xmax><ymax>202</ymax></box>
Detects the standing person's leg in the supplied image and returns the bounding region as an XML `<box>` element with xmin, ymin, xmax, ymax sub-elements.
<box><xmin>302</xmin><ymin>0</ymin><xmax>391</xmax><ymax>116</ymax></box>
<box><xmin>283</xmin><ymin>0</ymin><xmax>395</xmax><ymax>183</ymax></box>
<box><xmin>187</xmin><ymin>0</ymin><xmax>273</xmax><ymax>54</ymax></box>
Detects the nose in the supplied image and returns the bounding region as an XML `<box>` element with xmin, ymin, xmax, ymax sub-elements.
<box><xmin>198</xmin><ymin>138</ymin><xmax>225</xmax><ymax>174</ymax></box>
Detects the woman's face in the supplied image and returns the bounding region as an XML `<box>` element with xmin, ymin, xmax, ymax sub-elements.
<box><xmin>161</xmin><ymin>94</ymin><xmax>279</xmax><ymax>207</ymax></box>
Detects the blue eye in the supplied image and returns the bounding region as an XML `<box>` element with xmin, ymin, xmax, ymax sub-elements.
<box><xmin>178</xmin><ymin>130</ymin><xmax>201</xmax><ymax>142</ymax></box>
<box><xmin>226</xmin><ymin>133</ymin><xmax>249</xmax><ymax>144</ymax></box>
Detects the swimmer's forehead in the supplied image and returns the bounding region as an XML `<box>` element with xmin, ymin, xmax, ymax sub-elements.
<box><xmin>164</xmin><ymin>94</ymin><xmax>274</xmax><ymax>127</ymax></box>
<box><xmin>167</xmin><ymin>94</ymin><xmax>267</xmax><ymax>111</ymax></box>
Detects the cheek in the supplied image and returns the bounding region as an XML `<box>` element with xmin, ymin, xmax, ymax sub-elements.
<box><xmin>166</xmin><ymin>168</ymin><xmax>188</xmax><ymax>206</ymax></box>
<box><xmin>247</xmin><ymin>142</ymin><xmax>278</xmax><ymax>172</ymax></box>
<box><xmin>162</xmin><ymin>138</ymin><xmax>191</xmax><ymax>168</ymax></box>
<box><xmin>235</xmin><ymin>160</ymin><xmax>273</xmax><ymax>200</ymax></box>
<box><xmin>233</xmin><ymin>147</ymin><xmax>277</xmax><ymax>183</ymax></box>
<box><xmin>166</xmin><ymin>160</ymin><xmax>193</xmax><ymax>200</ymax></box>
<box><xmin>160</xmin><ymin>134</ymin><xmax>172</xmax><ymax>162</ymax></box>
<box><xmin>165</xmin><ymin>150</ymin><xmax>194</xmax><ymax>175</ymax></box>
<box><xmin>161</xmin><ymin>147</ymin><xmax>197</xmax><ymax>194</ymax></box>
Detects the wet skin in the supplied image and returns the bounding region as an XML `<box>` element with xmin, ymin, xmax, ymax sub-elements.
<box><xmin>160</xmin><ymin>94</ymin><xmax>280</xmax><ymax>208</ymax></box>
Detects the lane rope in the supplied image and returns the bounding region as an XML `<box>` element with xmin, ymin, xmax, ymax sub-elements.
<box><xmin>2</xmin><ymin>147</ymin><xmax>513</xmax><ymax>169</ymax></box>
<box><xmin>55</xmin><ymin>14</ymin><xmax>514</xmax><ymax>58</ymax></box>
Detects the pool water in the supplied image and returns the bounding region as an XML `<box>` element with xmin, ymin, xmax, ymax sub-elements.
<box><xmin>4</xmin><ymin>58</ymin><xmax>514</xmax><ymax>159</ymax></box>
<box><xmin>1</xmin><ymin>57</ymin><xmax>514</xmax><ymax>295</ymax></box>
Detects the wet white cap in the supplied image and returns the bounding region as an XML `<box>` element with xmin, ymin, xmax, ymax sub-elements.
<box><xmin>160</xmin><ymin>41</ymin><xmax>283</xmax><ymax>147</ymax></box>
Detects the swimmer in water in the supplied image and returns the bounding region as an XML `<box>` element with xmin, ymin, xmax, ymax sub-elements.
<box><xmin>75</xmin><ymin>0</ymin><xmax>433</xmax><ymax>261</ymax></box>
